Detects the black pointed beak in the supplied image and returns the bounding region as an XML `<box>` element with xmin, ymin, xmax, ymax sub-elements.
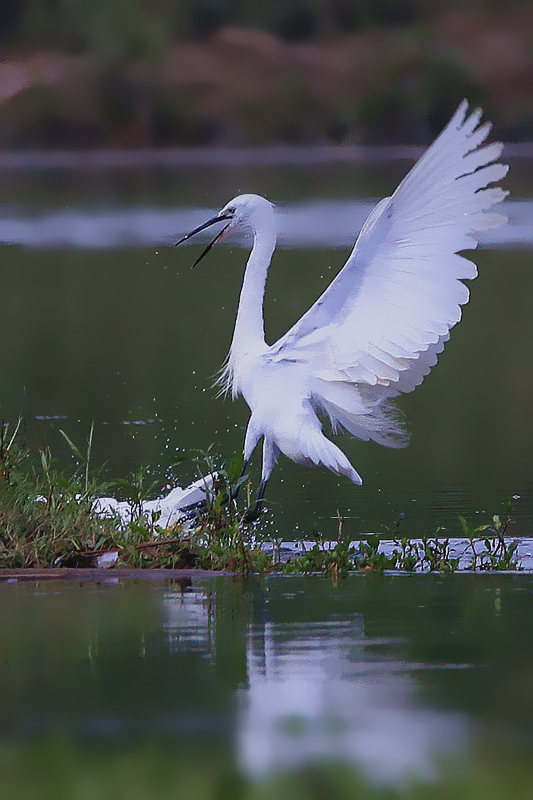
<box><xmin>175</xmin><ymin>213</ymin><xmax>232</xmax><ymax>268</ymax></box>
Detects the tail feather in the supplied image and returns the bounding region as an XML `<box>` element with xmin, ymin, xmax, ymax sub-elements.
<box><xmin>298</xmin><ymin>429</ymin><xmax>363</xmax><ymax>485</ymax></box>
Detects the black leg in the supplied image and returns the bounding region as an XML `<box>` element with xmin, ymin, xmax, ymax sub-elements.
<box><xmin>243</xmin><ymin>479</ymin><xmax>268</xmax><ymax>524</ymax></box>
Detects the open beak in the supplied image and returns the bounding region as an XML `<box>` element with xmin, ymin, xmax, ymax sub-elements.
<box><xmin>175</xmin><ymin>213</ymin><xmax>232</xmax><ymax>268</ymax></box>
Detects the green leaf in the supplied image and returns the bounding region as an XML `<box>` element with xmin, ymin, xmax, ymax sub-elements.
<box><xmin>59</xmin><ymin>429</ymin><xmax>83</xmax><ymax>462</ymax></box>
<box><xmin>231</xmin><ymin>474</ymin><xmax>249</xmax><ymax>494</ymax></box>
<box><xmin>366</xmin><ymin>534</ymin><xmax>380</xmax><ymax>550</ymax></box>
<box><xmin>458</xmin><ymin>515</ymin><xmax>471</xmax><ymax>536</ymax></box>
<box><xmin>226</xmin><ymin>452</ymin><xmax>245</xmax><ymax>485</ymax></box>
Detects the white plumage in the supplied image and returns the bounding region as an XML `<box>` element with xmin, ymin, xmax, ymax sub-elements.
<box><xmin>177</xmin><ymin>101</ymin><xmax>508</xmax><ymax>517</ymax></box>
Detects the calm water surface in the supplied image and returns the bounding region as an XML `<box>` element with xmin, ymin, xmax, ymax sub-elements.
<box><xmin>1</xmin><ymin>574</ymin><xmax>532</xmax><ymax>790</ymax></box>
<box><xmin>1</xmin><ymin>160</ymin><xmax>532</xmax><ymax>538</ymax></box>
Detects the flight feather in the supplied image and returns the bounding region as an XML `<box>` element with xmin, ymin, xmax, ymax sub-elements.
<box><xmin>267</xmin><ymin>101</ymin><xmax>508</xmax><ymax>403</ymax></box>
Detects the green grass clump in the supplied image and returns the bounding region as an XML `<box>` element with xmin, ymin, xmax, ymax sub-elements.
<box><xmin>0</xmin><ymin>420</ymin><xmax>253</xmax><ymax>571</ymax></box>
<box><xmin>0</xmin><ymin>419</ymin><xmax>117</xmax><ymax>568</ymax></box>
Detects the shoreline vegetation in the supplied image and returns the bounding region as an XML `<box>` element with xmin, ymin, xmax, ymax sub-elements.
<box><xmin>0</xmin><ymin>418</ymin><xmax>523</xmax><ymax>575</ymax></box>
<box><xmin>1</xmin><ymin>3</ymin><xmax>533</xmax><ymax>150</ymax></box>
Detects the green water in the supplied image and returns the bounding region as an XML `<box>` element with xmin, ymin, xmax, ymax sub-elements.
<box><xmin>1</xmin><ymin>161</ymin><xmax>531</xmax><ymax>539</ymax></box>
<box><xmin>1</xmin><ymin>158</ymin><xmax>532</xmax><ymax>798</ymax></box>
<box><xmin>1</xmin><ymin>573</ymin><xmax>533</xmax><ymax>796</ymax></box>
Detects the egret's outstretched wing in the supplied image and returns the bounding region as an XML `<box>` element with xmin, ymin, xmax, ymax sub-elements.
<box><xmin>267</xmin><ymin>101</ymin><xmax>508</xmax><ymax>400</ymax></box>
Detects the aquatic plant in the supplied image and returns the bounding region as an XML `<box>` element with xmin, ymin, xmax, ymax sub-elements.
<box><xmin>459</xmin><ymin>495</ymin><xmax>520</xmax><ymax>570</ymax></box>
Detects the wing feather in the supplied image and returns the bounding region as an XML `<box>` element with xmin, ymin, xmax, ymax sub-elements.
<box><xmin>267</xmin><ymin>101</ymin><xmax>508</xmax><ymax>402</ymax></box>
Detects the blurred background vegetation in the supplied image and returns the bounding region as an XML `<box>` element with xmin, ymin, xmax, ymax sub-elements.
<box><xmin>0</xmin><ymin>0</ymin><xmax>532</xmax><ymax>148</ymax></box>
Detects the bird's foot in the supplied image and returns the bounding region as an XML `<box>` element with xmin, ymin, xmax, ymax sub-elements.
<box><xmin>242</xmin><ymin>501</ymin><xmax>264</xmax><ymax>524</ymax></box>
<box><xmin>178</xmin><ymin>500</ymin><xmax>208</xmax><ymax>521</ymax></box>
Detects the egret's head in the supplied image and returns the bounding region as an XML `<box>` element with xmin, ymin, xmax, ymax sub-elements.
<box><xmin>219</xmin><ymin>193</ymin><xmax>274</xmax><ymax>225</ymax></box>
<box><xmin>175</xmin><ymin>193</ymin><xmax>273</xmax><ymax>267</ymax></box>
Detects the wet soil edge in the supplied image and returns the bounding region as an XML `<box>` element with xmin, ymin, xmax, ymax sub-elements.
<box><xmin>0</xmin><ymin>567</ymin><xmax>233</xmax><ymax>582</ymax></box>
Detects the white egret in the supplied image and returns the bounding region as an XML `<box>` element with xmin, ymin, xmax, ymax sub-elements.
<box><xmin>177</xmin><ymin>101</ymin><xmax>508</xmax><ymax>519</ymax></box>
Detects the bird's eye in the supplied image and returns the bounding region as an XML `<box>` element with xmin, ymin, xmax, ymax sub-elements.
<box><xmin>227</xmin><ymin>206</ymin><xmax>236</xmax><ymax>215</ymax></box>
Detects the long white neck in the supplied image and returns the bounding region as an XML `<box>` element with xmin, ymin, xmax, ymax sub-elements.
<box><xmin>221</xmin><ymin>206</ymin><xmax>277</xmax><ymax>396</ymax></box>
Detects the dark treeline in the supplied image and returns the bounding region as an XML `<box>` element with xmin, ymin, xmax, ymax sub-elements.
<box><xmin>0</xmin><ymin>0</ymin><xmax>532</xmax><ymax>148</ymax></box>
<box><xmin>0</xmin><ymin>1</ymin><xmax>520</xmax><ymax>55</ymax></box>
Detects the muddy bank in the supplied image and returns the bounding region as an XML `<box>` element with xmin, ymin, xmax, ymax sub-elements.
<box><xmin>0</xmin><ymin>567</ymin><xmax>231</xmax><ymax>582</ymax></box>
